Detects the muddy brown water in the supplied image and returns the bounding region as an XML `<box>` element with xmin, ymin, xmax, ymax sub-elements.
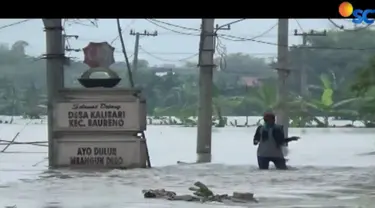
<box><xmin>1</xmin><ymin>123</ymin><xmax>375</xmax><ymax>208</ymax></box>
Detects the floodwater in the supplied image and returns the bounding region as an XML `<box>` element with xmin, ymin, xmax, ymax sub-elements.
<box><xmin>1</xmin><ymin>120</ymin><xmax>375</xmax><ymax>207</ymax></box>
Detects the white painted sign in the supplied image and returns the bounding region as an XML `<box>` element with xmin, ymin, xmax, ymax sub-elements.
<box><xmin>55</xmin><ymin>102</ymin><xmax>143</xmax><ymax>131</ymax></box>
<box><xmin>55</xmin><ymin>139</ymin><xmax>146</xmax><ymax>168</ymax></box>
<box><xmin>71</xmin><ymin>147</ymin><xmax>123</xmax><ymax>166</ymax></box>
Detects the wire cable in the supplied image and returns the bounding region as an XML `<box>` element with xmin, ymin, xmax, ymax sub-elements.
<box><xmin>147</xmin><ymin>19</ymin><xmax>200</xmax><ymax>31</ymax></box>
<box><xmin>218</xmin><ymin>20</ymin><xmax>275</xmax><ymax>71</ymax></box>
<box><xmin>64</xmin><ymin>19</ymin><xmax>98</xmax><ymax>28</ymax></box>
<box><xmin>139</xmin><ymin>46</ymin><xmax>198</xmax><ymax>63</ymax></box>
<box><xmin>216</xmin><ymin>19</ymin><xmax>247</xmax><ymax>31</ymax></box>
<box><xmin>145</xmin><ymin>19</ymin><xmax>199</xmax><ymax>36</ymax></box>
<box><xmin>0</xmin><ymin>19</ymin><xmax>32</xmax><ymax>31</ymax></box>
<box><xmin>294</xmin><ymin>19</ymin><xmax>305</xmax><ymax>33</ymax></box>
<box><xmin>1</xmin><ymin>121</ymin><xmax>32</xmax><ymax>153</ymax></box>
<box><xmin>219</xmin><ymin>33</ymin><xmax>375</xmax><ymax>51</ymax></box>
<box><xmin>65</xmin><ymin>19</ymin><xmax>375</xmax><ymax>51</ymax></box>
<box><xmin>62</xmin><ymin>19</ymin><xmax>72</xmax><ymax>57</ymax></box>
<box><xmin>114</xmin><ymin>50</ymin><xmax>196</xmax><ymax>55</ymax></box>
<box><xmin>113</xmin><ymin>50</ymin><xmax>274</xmax><ymax>56</ymax></box>
<box><xmin>110</xmin><ymin>19</ymin><xmax>137</xmax><ymax>45</ymax></box>
<box><xmin>147</xmin><ymin>19</ymin><xmax>250</xmax><ymax>37</ymax></box>
<box><xmin>328</xmin><ymin>18</ymin><xmax>371</xmax><ymax>31</ymax></box>
<box><xmin>116</xmin><ymin>19</ymin><xmax>134</xmax><ymax>87</ymax></box>
<box><xmin>215</xmin><ymin>36</ymin><xmax>228</xmax><ymax>70</ymax></box>
<box><xmin>214</xmin><ymin>21</ymin><xmax>278</xmax><ymax>71</ymax></box>
<box><xmin>218</xmin><ymin>22</ymin><xmax>278</xmax><ymax>42</ymax></box>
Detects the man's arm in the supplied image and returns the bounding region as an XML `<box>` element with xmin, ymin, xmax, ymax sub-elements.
<box><xmin>284</xmin><ymin>136</ymin><xmax>300</xmax><ymax>143</ymax></box>
<box><xmin>253</xmin><ymin>126</ymin><xmax>261</xmax><ymax>145</ymax></box>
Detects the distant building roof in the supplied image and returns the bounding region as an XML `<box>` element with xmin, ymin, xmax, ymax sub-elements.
<box><xmin>150</xmin><ymin>67</ymin><xmax>173</xmax><ymax>73</ymax></box>
<box><xmin>241</xmin><ymin>77</ymin><xmax>260</xmax><ymax>86</ymax></box>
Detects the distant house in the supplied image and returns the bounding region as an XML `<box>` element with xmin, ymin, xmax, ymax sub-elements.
<box><xmin>240</xmin><ymin>76</ymin><xmax>261</xmax><ymax>87</ymax></box>
<box><xmin>150</xmin><ymin>67</ymin><xmax>173</xmax><ymax>73</ymax></box>
<box><xmin>150</xmin><ymin>66</ymin><xmax>198</xmax><ymax>76</ymax></box>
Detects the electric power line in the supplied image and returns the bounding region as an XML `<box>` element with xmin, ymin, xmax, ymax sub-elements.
<box><xmin>114</xmin><ymin>50</ymin><xmax>195</xmax><ymax>55</ymax></box>
<box><xmin>294</xmin><ymin>19</ymin><xmax>305</xmax><ymax>33</ymax></box>
<box><xmin>64</xmin><ymin>19</ymin><xmax>98</xmax><ymax>28</ymax></box>
<box><xmin>62</xmin><ymin>20</ymin><xmax>72</xmax><ymax>56</ymax></box>
<box><xmin>147</xmin><ymin>19</ymin><xmax>200</xmax><ymax>31</ymax></box>
<box><xmin>145</xmin><ymin>19</ymin><xmax>375</xmax><ymax>51</ymax></box>
<box><xmin>0</xmin><ymin>19</ymin><xmax>32</xmax><ymax>31</ymax></box>
<box><xmin>215</xmin><ymin>36</ymin><xmax>228</xmax><ymax>70</ymax></box>
<box><xmin>218</xmin><ymin>22</ymin><xmax>278</xmax><ymax>42</ymax></box>
<box><xmin>146</xmin><ymin>19</ymin><xmax>250</xmax><ymax>37</ymax></box>
<box><xmin>113</xmin><ymin>50</ymin><xmax>275</xmax><ymax>56</ymax></box>
<box><xmin>146</xmin><ymin>18</ymin><xmax>277</xmax><ymax>42</ymax></box>
<box><xmin>327</xmin><ymin>18</ymin><xmax>371</xmax><ymax>31</ymax></box>
<box><xmin>138</xmin><ymin>46</ymin><xmax>198</xmax><ymax>63</ymax></box>
<box><xmin>219</xmin><ymin>33</ymin><xmax>375</xmax><ymax>51</ymax></box>
<box><xmin>145</xmin><ymin>19</ymin><xmax>199</xmax><ymax>36</ymax></box>
<box><xmin>110</xmin><ymin>19</ymin><xmax>137</xmax><ymax>44</ymax></box>
<box><xmin>216</xmin><ymin>19</ymin><xmax>247</xmax><ymax>31</ymax></box>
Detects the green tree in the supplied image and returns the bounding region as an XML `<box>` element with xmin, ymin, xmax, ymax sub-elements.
<box><xmin>219</xmin><ymin>53</ymin><xmax>276</xmax><ymax>78</ymax></box>
<box><xmin>289</xmin><ymin>29</ymin><xmax>375</xmax><ymax>90</ymax></box>
<box><xmin>304</xmin><ymin>74</ymin><xmax>359</xmax><ymax>126</ymax></box>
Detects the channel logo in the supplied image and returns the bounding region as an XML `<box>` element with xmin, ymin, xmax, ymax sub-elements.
<box><xmin>338</xmin><ymin>2</ymin><xmax>375</xmax><ymax>24</ymax></box>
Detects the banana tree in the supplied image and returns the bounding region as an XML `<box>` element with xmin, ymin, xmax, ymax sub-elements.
<box><xmin>304</xmin><ymin>74</ymin><xmax>359</xmax><ymax>127</ymax></box>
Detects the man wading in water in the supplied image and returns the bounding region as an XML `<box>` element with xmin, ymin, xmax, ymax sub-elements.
<box><xmin>253</xmin><ymin>112</ymin><xmax>288</xmax><ymax>170</ymax></box>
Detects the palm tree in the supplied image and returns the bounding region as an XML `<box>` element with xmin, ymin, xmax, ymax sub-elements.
<box><xmin>234</xmin><ymin>83</ymin><xmax>278</xmax><ymax>125</ymax></box>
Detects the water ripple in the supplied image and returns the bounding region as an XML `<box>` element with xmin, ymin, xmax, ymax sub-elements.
<box><xmin>1</xmin><ymin>125</ymin><xmax>375</xmax><ymax>207</ymax></box>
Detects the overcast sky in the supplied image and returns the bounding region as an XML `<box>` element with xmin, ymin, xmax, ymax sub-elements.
<box><xmin>0</xmin><ymin>19</ymin><xmax>356</xmax><ymax>66</ymax></box>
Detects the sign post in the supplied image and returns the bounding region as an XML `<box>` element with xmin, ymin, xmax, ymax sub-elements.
<box><xmin>51</xmin><ymin>42</ymin><xmax>150</xmax><ymax>169</ymax></box>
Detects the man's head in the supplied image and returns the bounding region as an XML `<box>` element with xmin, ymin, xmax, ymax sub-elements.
<box><xmin>263</xmin><ymin>112</ymin><xmax>275</xmax><ymax>125</ymax></box>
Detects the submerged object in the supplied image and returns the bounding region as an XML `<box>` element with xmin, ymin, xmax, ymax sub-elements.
<box><xmin>142</xmin><ymin>181</ymin><xmax>258</xmax><ymax>203</ymax></box>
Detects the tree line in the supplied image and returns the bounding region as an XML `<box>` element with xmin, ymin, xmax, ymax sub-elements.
<box><xmin>1</xmin><ymin>29</ymin><xmax>375</xmax><ymax>127</ymax></box>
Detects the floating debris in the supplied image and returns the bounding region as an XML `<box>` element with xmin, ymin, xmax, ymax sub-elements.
<box><xmin>142</xmin><ymin>181</ymin><xmax>258</xmax><ymax>204</ymax></box>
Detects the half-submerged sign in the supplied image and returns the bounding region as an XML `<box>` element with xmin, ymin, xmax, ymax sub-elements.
<box><xmin>50</xmin><ymin>41</ymin><xmax>150</xmax><ymax>169</ymax></box>
<box><xmin>55</xmin><ymin>101</ymin><xmax>143</xmax><ymax>131</ymax></box>
<box><xmin>55</xmin><ymin>136</ymin><xmax>148</xmax><ymax>168</ymax></box>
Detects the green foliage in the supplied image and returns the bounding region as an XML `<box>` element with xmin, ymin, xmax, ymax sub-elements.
<box><xmin>302</xmin><ymin>74</ymin><xmax>359</xmax><ymax>126</ymax></box>
<box><xmin>2</xmin><ymin>29</ymin><xmax>375</xmax><ymax>126</ymax></box>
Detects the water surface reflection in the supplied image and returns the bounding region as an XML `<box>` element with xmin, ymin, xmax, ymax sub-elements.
<box><xmin>0</xmin><ymin>124</ymin><xmax>375</xmax><ymax>207</ymax></box>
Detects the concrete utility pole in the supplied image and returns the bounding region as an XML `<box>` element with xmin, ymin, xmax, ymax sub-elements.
<box><xmin>42</xmin><ymin>19</ymin><xmax>65</xmax><ymax>168</ymax></box>
<box><xmin>129</xmin><ymin>30</ymin><xmax>158</xmax><ymax>72</ymax></box>
<box><xmin>276</xmin><ymin>19</ymin><xmax>290</xmax><ymax>138</ymax></box>
<box><xmin>196</xmin><ymin>19</ymin><xmax>215</xmax><ymax>163</ymax></box>
<box><xmin>294</xmin><ymin>30</ymin><xmax>326</xmax><ymax>97</ymax></box>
